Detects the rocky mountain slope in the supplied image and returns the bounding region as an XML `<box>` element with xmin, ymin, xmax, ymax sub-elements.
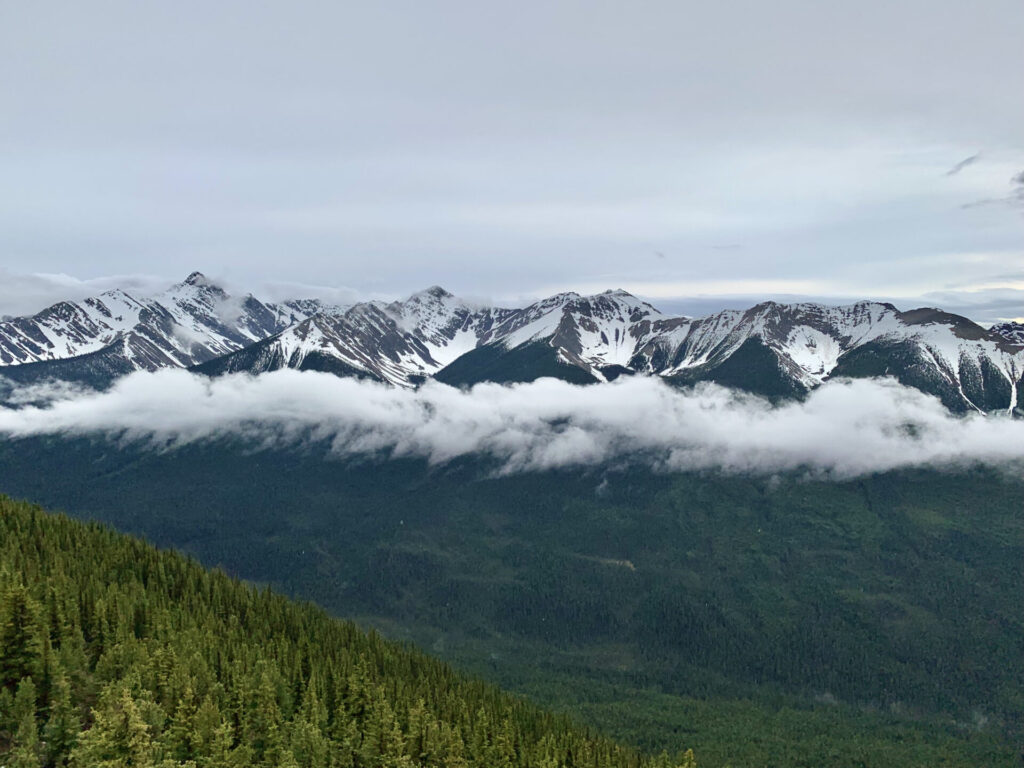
<box><xmin>0</xmin><ymin>272</ymin><xmax>329</xmax><ymax>386</ymax></box>
<box><xmin>629</xmin><ymin>302</ymin><xmax>1023</xmax><ymax>411</ymax></box>
<box><xmin>991</xmin><ymin>321</ymin><xmax>1024</xmax><ymax>344</ymax></box>
<box><xmin>195</xmin><ymin>286</ymin><xmax>520</xmax><ymax>383</ymax></box>
<box><xmin>0</xmin><ymin>273</ymin><xmax>1020</xmax><ymax>412</ymax></box>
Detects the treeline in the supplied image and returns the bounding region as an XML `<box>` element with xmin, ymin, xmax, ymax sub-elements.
<box><xmin>0</xmin><ymin>496</ymin><xmax>696</xmax><ymax>768</ymax></box>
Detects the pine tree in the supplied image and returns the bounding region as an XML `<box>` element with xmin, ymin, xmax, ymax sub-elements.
<box><xmin>0</xmin><ymin>686</ymin><xmax>14</xmax><ymax>740</ymax></box>
<box><xmin>1</xmin><ymin>586</ymin><xmax>44</xmax><ymax>691</ymax></box>
<box><xmin>287</xmin><ymin>709</ymin><xmax>329</xmax><ymax>768</ymax></box>
<box><xmin>163</xmin><ymin>683</ymin><xmax>199</xmax><ymax>762</ymax></box>
<box><xmin>248</xmin><ymin>668</ymin><xmax>283</xmax><ymax>764</ymax></box>
<box><xmin>9</xmin><ymin>677</ymin><xmax>41</xmax><ymax>768</ymax></box>
<box><xmin>326</xmin><ymin>708</ymin><xmax>358</xmax><ymax>768</ymax></box>
<box><xmin>204</xmin><ymin>719</ymin><xmax>251</xmax><ymax>768</ymax></box>
<box><xmin>42</xmin><ymin>669</ymin><xmax>80</xmax><ymax>767</ymax></box>
<box><xmin>187</xmin><ymin>694</ymin><xmax>222</xmax><ymax>760</ymax></box>
<box><xmin>69</xmin><ymin>685</ymin><xmax>155</xmax><ymax>768</ymax></box>
<box><xmin>376</xmin><ymin>697</ymin><xmax>411</xmax><ymax>768</ymax></box>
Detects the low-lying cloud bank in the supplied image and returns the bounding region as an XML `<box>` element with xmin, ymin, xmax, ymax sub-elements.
<box><xmin>0</xmin><ymin>370</ymin><xmax>1022</xmax><ymax>478</ymax></box>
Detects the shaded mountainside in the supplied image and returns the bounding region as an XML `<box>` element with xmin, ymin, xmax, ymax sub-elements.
<box><xmin>0</xmin><ymin>495</ymin><xmax>693</xmax><ymax>768</ymax></box>
<box><xmin>0</xmin><ymin>273</ymin><xmax>1021</xmax><ymax>411</ymax></box>
<box><xmin>0</xmin><ymin>434</ymin><xmax>1020</xmax><ymax>767</ymax></box>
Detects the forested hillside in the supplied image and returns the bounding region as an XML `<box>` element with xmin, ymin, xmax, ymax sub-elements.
<box><xmin>0</xmin><ymin>496</ymin><xmax>694</xmax><ymax>768</ymax></box>
<box><xmin>0</xmin><ymin>438</ymin><xmax>1021</xmax><ymax>767</ymax></box>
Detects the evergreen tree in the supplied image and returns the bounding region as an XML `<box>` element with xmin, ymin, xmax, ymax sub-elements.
<box><xmin>42</xmin><ymin>670</ymin><xmax>79</xmax><ymax>767</ymax></box>
<box><xmin>9</xmin><ymin>677</ymin><xmax>41</xmax><ymax>768</ymax></box>
<box><xmin>69</xmin><ymin>685</ymin><xmax>155</xmax><ymax>768</ymax></box>
<box><xmin>1</xmin><ymin>587</ymin><xmax>44</xmax><ymax>691</ymax></box>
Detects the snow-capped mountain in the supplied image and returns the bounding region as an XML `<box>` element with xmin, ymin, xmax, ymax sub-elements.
<box><xmin>431</xmin><ymin>295</ymin><xmax>1022</xmax><ymax>411</ymax></box>
<box><xmin>195</xmin><ymin>284</ymin><xmax>1023</xmax><ymax>412</ymax></box>
<box><xmin>196</xmin><ymin>287</ymin><xmax>519</xmax><ymax>384</ymax></box>
<box><xmin>0</xmin><ymin>272</ymin><xmax>329</xmax><ymax>386</ymax></box>
<box><xmin>991</xmin><ymin>321</ymin><xmax>1024</xmax><ymax>345</ymax></box>
<box><xmin>385</xmin><ymin>287</ymin><xmax>519</xmax><ymax>367</ymax></box>
<box><xmin>435</xmin><ymin>290</ymin><xmax>666</xmax><ymax>385</ymax></box>
<box><xmin>625</xmin><ymin>302</ymin><xmax>1023</xmax><ymax>411</ymax></box>
<box><xmin>1</xmin><ymin>274</ymin><xmax>1020</xmax><ymax>413</ymax></box>
<box><xmin>198</xmin><ymin>287</ymin><xmax>662</xmax><ymax>387</ymax></box>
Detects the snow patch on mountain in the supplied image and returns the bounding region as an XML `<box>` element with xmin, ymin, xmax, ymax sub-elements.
<box><xmin>0</xmin><ymin>273</ymin><xmax>328</xmax><ymax>373</ymax></box>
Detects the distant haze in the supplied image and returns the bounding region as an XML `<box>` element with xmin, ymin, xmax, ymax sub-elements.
<box><xmin>1</xmin><ymin>2</ymin><xmax>1022</xmax><ymax>321</ymax></box>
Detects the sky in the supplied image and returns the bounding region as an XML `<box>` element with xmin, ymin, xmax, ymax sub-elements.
<box><xmin>1</xmin><ymin>1</ymin><xmax>1022</xmax><ymax>323</ymax></box>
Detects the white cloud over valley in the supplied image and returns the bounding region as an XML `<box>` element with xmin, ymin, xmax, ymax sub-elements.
<box><xmin>0</xmin><ymin>371</ymin><xmax>1021</xmax><ymax>478</ymax></box>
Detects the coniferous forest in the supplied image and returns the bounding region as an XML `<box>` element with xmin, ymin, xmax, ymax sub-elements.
<box><xmin>0</xmin><ymin>496</ymin><xmax>699</xmax><ymax>768</ymax></box>
<box><xmin>0</xmin><ymin>437</ymin><xmax>1022</xmax><ymax>767</ymax></box>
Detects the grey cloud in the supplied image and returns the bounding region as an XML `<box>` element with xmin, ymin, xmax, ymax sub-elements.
<box><xmin>960</xmin><ymin>169</ymin><xmax>1024</xmax><ymax>212</ymax></box>
<box><xmin>1</xmin><ymin>2</ymin><xmax>1022</xmax><ymax>299</ymax></box>
<box><xmin>914</xmin><ymin>287</ymin><xmax>1024</xmax><ymax>324</ymax></box>
<box><xmin>0</xmin><ymin>270</ymin><xmax>174</xmax><ymax>317</ymax></box>
<box><xmin>246</xmin><ymin>280</ymin><xmax>366</xmax><ymax>309</ymax></box>
<box><xmin>960</xmin><ymin>198</ymin><xmax>1006</xmax><ymax>210</ymax></box>
<box><xmin>945</xmin><ymin>153</ymin><xmax>981</xmax><ymax>175</ymax></box>
<box><xmin>0</xmin><ymin>269</ymin><xmax>372</xmax><ymax>319</ymax></box>
<box><xmin>0</xmin><ymin>371</ymin><xmax>1021</xmax><ymax>479</ymax></box>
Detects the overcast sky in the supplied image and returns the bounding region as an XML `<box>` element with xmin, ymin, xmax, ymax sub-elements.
<box><xmin>1</xmin><ymin>1</ymin><xmax>1022</xmax><ymax>322</ymax></box>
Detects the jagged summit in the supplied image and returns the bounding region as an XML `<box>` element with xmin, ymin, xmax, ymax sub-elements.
<box><xmin>543</xmin><ymin>290</ymin><xmax>584</xmax><ymax>302</ymax></box>
<box><xmin>182</xmin><ymin>270</ymin><xmax>210</xmax><ymax>286</ymax></box>
<box><xmin>991</xmin><ymin>321</ymin><xmax>1024</xmax><ymax>345</ymax></box>
<box><xmin>413</xmin><ymin>285</ymin><xmax>454</xmax><ymax>300</ymax></box>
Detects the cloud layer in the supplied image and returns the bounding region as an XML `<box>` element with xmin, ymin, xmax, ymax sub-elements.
<box><xmin>1</xmin><ymin>371</ymin><xmax>1022</xmax><ymax>478</ymax></box>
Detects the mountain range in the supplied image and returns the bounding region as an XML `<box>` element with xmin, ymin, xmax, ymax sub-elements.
<box><xmin>0</xmin><ymin>272</ymin><xmax>1021</xmax><ymax>413</ymax></box>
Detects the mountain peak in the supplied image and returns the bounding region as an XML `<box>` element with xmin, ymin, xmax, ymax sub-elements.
<box><xmin>543</xmin><ymin>291</ymin><xmax>583</xmax><ymax>304</ymax></box>
<box><xmin>990</xmin><ymin>321</ymin><xmax>1024</xmax><ymax>345</ymax></box>
<box><xmin>183</xmin><ymin>271</ymin><xmax>209</xmax><ymax>287</ymax></box>
<box><xmin>411</xmin><ymin>285</ymin><xmax>454</xmax><ymax>301</ymax></box>
<box><xmin>97</xmin><ymin>287</ymin><xmax>132</xmax><ymax>301</ymax></box>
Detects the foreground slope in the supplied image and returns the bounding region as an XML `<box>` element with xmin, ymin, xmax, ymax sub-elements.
<box><xmin>0</xmin><ymin>495</ymin><xmax>689</xmax><ymax>768</ymax></box>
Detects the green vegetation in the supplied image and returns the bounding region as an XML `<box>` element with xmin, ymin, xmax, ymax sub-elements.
<box><xmin>0</xmin><ymin>496</ymin><xmax>697</xmax><ymax>767</ymax></box>
<box><xmin>0</xmin><ymin>436</ymin><xmax>1021</xmax><ymax>766</ymax></box>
